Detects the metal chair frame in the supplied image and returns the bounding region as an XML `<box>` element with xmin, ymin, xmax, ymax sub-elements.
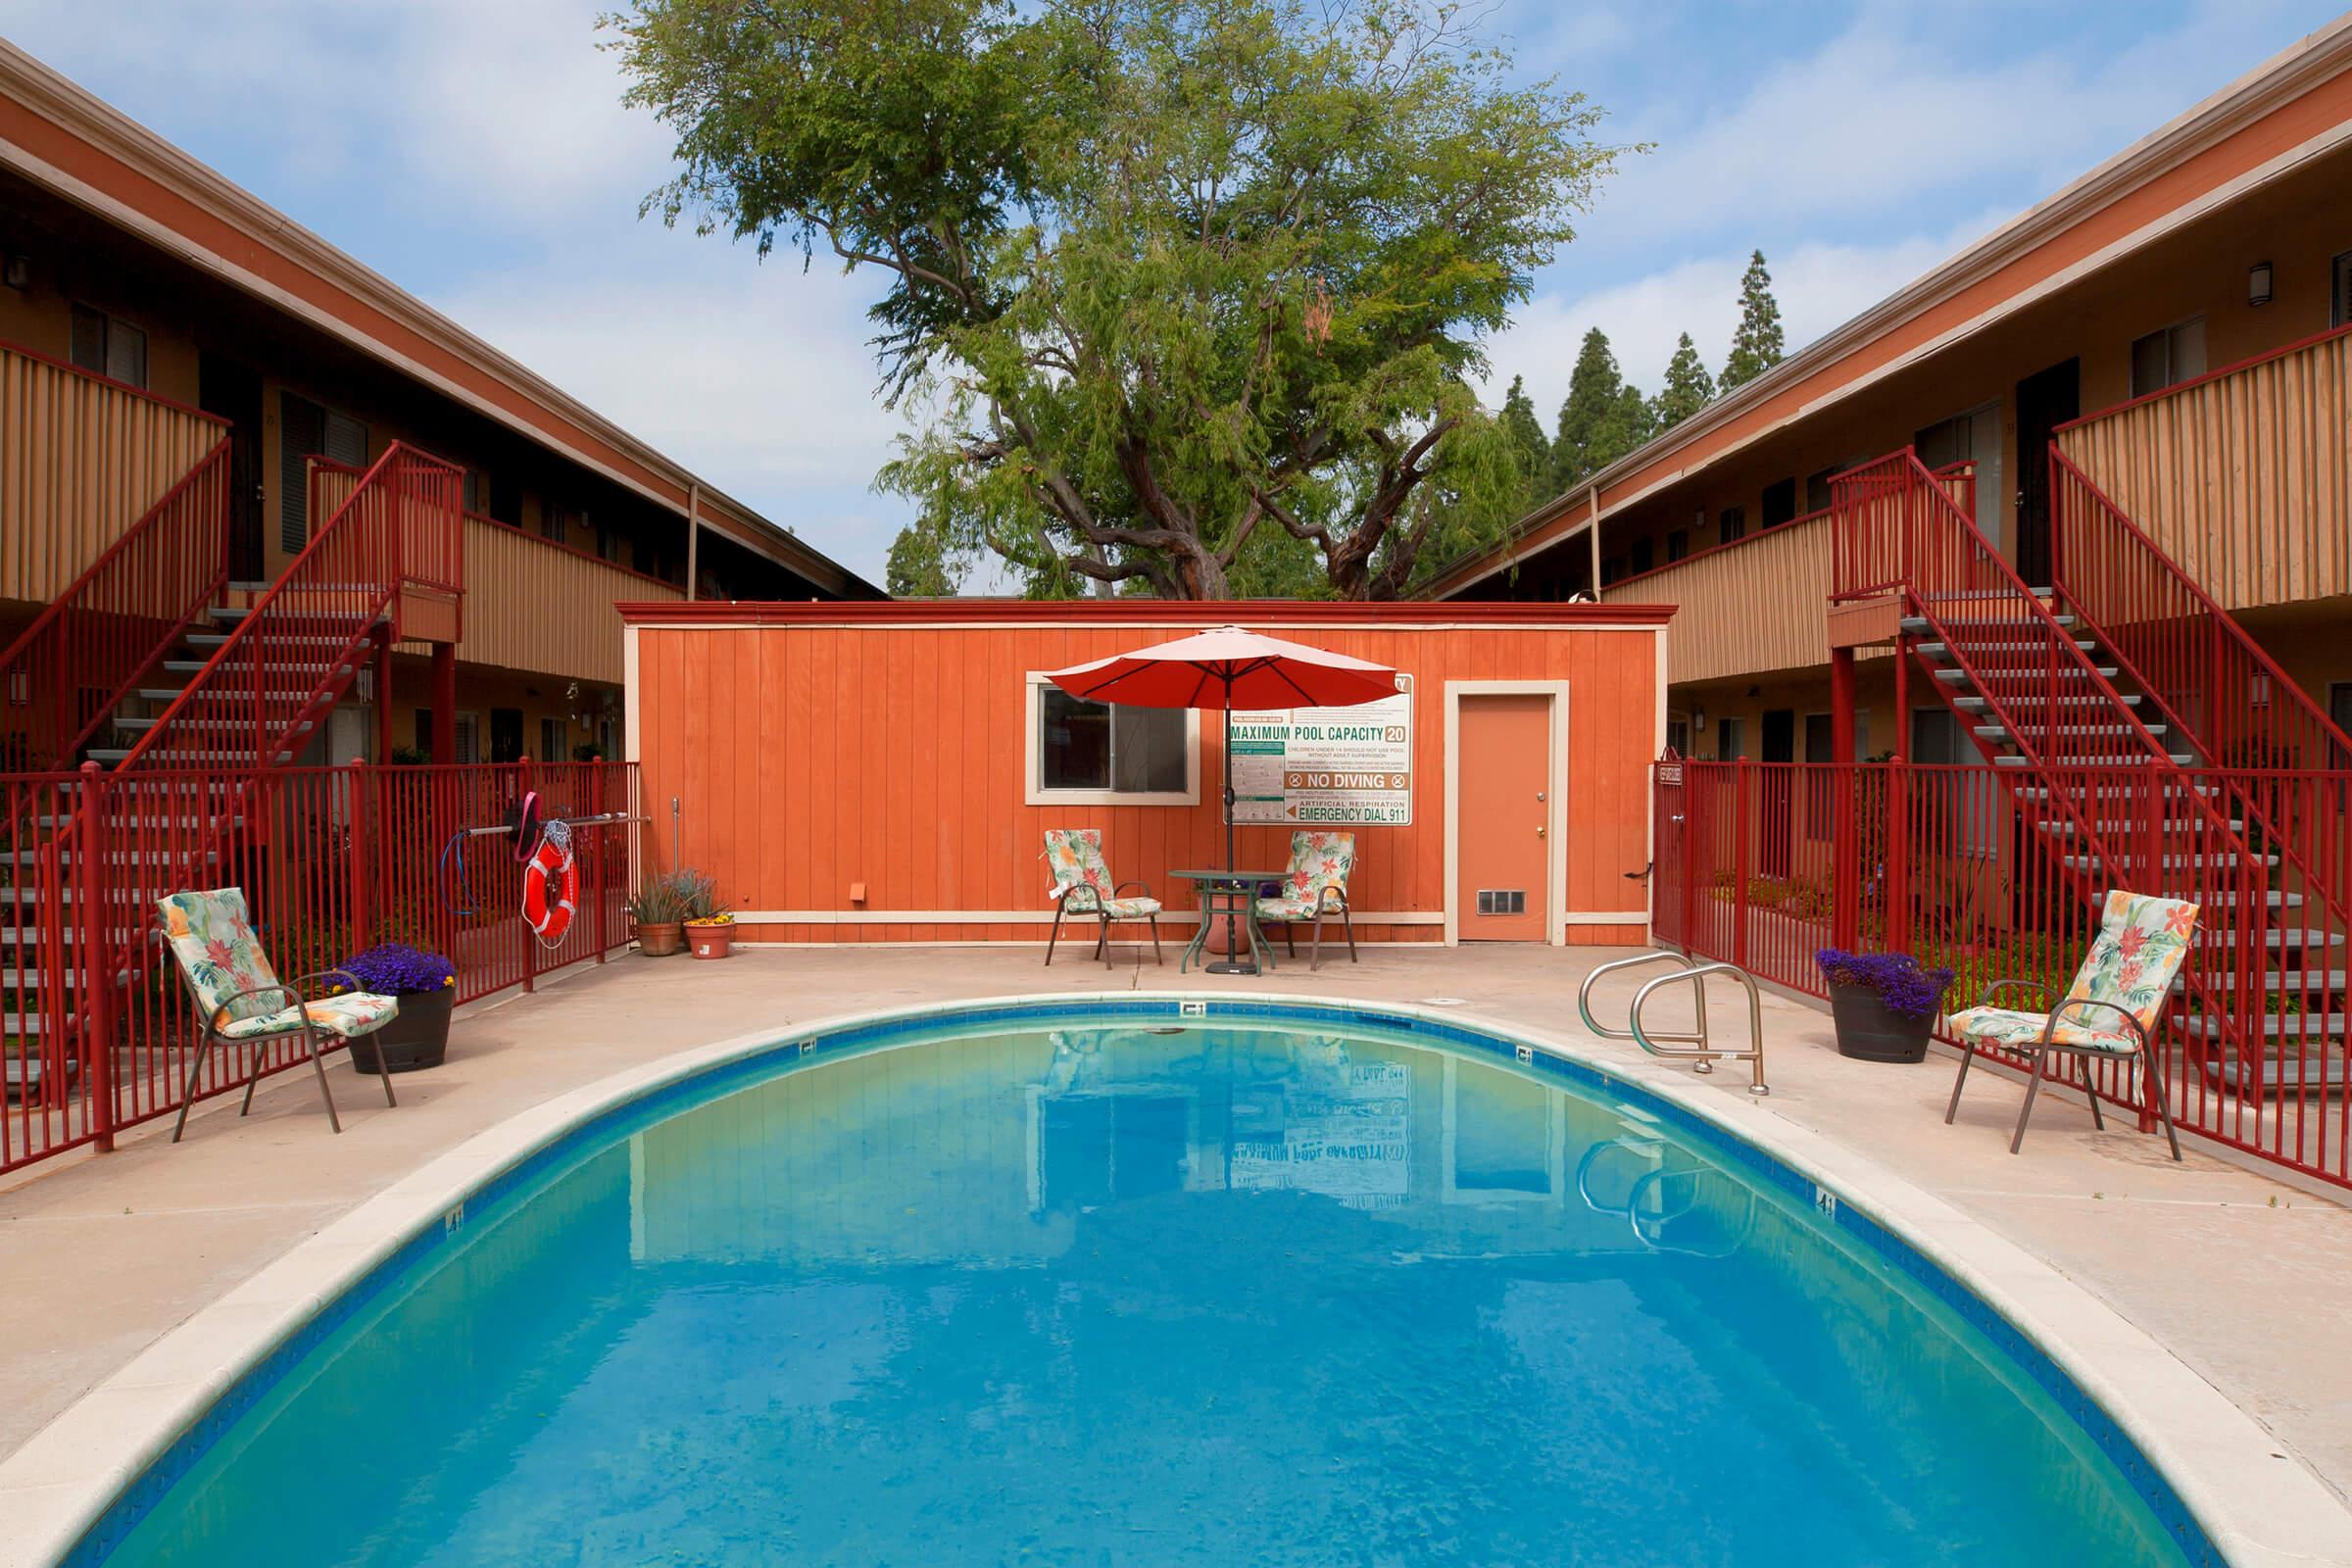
<box><xmin>1044</xmin><ymin>880</ymin><xmax>1164</xmax><ymax>968</ymax></box>
<box><xmin>165</xmin><ymin>946</ymin><xmax>397</xmax><ymax>1142</ymax></box>
<box><xmin>1943</xmin><ymin>979</ymin><xmax>2181</xmax><ymax>1160</ymax></box>
<box><xmin>1261</xmin><ymin>885</ymin><xmax>1356</xmax><ymax>970</ymax></box>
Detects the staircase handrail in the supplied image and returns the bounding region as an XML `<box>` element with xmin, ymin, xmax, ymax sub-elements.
<box><xmin>115</xmin><ymin>443</ymin><xmax>463</xmax><ymax>772</ymax></box>
<box><xmin>0</xmin><ymin>437</ymin><xmax>233</xmax><ymax>770</ymax></box>
<box><xmin>2049</xmin><ymin>446</ymin><xmax>2352</xmax><ymax>769</ymax></box>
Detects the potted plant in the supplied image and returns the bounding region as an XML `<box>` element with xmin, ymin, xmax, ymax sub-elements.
<box><xmin>1815</xmin><ymin>949</ymin><xmax>1953</xmax><ymax>1063</ymax></box>
<box><xmin>671</xmin><ymin>868</ymin><xmax>734</xmax><ymax>959</ymax></box>
<box><xmin>334</xmin><ymin>943</ymin><xmax>459</xmax><ymax>1072</ymax></box>
<box><xmin>629</xmin><ymin>872</ymin><xmax>689</xmax><ymax>956</ymax></box>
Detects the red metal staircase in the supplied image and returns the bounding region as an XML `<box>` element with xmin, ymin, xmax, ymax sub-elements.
<box><xmin>2</xmin><ymin>443</ymin><xmax>462</xmax><ymax>1119</ymax></box>
<box><xmin>1830</xmin><ymin>449</ymin><xmax>2338</xmax><ymax>1115</ymax></box>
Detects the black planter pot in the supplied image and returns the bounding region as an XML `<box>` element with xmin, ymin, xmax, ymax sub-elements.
<box><xmin>347</xmin><ymin>988</ymin><xmax>454</xmax><ymax>1074</ymax></box>
<box><xmin>1826</xmin><ymin>982</ymin><xmax>1934</xmax><ymax>1063</ymax></box>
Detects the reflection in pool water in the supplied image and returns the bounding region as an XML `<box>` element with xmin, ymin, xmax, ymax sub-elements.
<box><xmin>114</xmin><ymin>1024</ymin><xmax>2183</xmax><ymax>1566</ymax></box>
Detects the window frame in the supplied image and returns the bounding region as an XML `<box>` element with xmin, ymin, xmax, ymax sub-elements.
<box><xmin>2130</xmin><ymin>316</ymin><xmax>2208</xmax><ymax>397</ymax></box>
<box><xmin>69</xmin><ymin>301</ymin><xmax>148</xmax><ymax>389</ymax></box>
<box><xmin>1023</xmin><ymin>671</ymin><xmax>1200</xmax><ymax>807</ymax></box>
<box><xmin>2332</xmin><ymin>250</ymin><xmax>2352</xmax><ymax>329</ymax></box>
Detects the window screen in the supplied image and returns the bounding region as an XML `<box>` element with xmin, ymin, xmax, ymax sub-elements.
<box><xmin>541</xmin><ymin>717</ymin><xmax>566</xmax><ymax>762</ymax></box>
<box><xmin>1038</xmin><ymin>687</ymin><xmax>1186</xmax><ymax>794</ymax></box>
<box><xmin>2334</xmin><ymin>251</ymin><xmax>2352</xmax><ymax>328</ymax></box>
<box><xmin>1717</xmin><ymin>505</ymin><xmax>1745</xmax><ymax>543</ymax></box>
<box><xmin>70</xmin><ymin>304</ymin><xmax>105</xmax><ymax>373</ymax></box>
<box><xmin>2130</xmin><ymin>318</ymin><xmax>2206</xmax><ymax>397</ymax></box>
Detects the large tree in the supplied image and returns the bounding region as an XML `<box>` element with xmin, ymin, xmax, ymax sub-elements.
<box><xmin>612</xmin><ymin>0</ymin><xmax>1622</xmax><ymax>599</ymax></box>
<box><xmin>1549</xmin><ymin>326</ymin><xmax>1652</xmax><ymax>492</ymax></box>
<box><xmin>1650</xmin><ymin>331</ymin><xmax>1714</xmax><ymax>429</ymax></box>
<box><xmin>1496</xmin><ymin>374</ymin><xmax>1552</xmax><ymax>514</ymax></box>
<box><xmin>1719</xmin><ymin>249</ymin><xmax>1786</xmax><ymax>393</ymax></box>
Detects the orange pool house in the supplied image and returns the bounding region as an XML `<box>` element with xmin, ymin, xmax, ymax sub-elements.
<box><xmin>619</xmin><ymin>602</ymin><xmax>1673</xmax><ymax>950</ymax></box>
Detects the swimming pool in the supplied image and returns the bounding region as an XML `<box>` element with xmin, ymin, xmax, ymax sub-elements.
<box><xmin>69</xmin><ymin>1000</ymin><xmax>2211</xmax><ymax>1565</ymax></box>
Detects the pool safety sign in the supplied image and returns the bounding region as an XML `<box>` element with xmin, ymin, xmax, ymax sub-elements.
<box><xmin>1229</xmin><ymin>674</ymin><xmax>1413</xmax><ymax>826</ymax></box>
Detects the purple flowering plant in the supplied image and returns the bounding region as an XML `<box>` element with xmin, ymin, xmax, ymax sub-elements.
<box><xmin>335</xmin><ymin>942</ymin><xmax>457</xmax><ymax>997</ymax></box>
<box><xmin>1816</xmin><ymin>949</ymin><xmax>1952</xmax><ymax>1018</ymax></box>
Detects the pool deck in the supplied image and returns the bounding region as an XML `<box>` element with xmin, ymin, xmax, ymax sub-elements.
<box><xmin>5</xmin><ymin>943</ymin><xmax>2350</xmax><ymax>1525</ymax></box>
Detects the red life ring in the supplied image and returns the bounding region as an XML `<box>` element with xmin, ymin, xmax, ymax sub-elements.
<box><xmin>522</xmin><ymin>828</ymin><xmax>577</xmax><ymax>945</ymax></box>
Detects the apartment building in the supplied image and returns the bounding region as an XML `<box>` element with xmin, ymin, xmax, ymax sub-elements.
<box><xmin>0</xmin><ymin>40</ymin><xmax>879</xmax><ymax>776</ymax></box>
<box><xmin>1429</xmin><ymin>18</ymin><xmax>2352</xmax><ymax>775</ymax></box>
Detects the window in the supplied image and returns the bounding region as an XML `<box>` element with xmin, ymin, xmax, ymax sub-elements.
<box><xmin>489</xmin><ymin>474</ymin><xmax>523</xmax><ymax>528</ymax></box>
<box><xmin>1629</xmin><ymin>537</ymin><xmax>1654</xmax><ymax>575</ymax></box>
<box><xmin>1665</xmin><ymin>714</ymin><xmax>1690</xmax><ymax>756</ymax></box>
<box><xmin>277</xmin><ymin>392</ymin><xmax>368</xmax><ymax>554</ymax></box>
<box><xmin>632</xmin><ymin>536</ymin><xmax>655</xmax><ymax>576</ymax></box>
<box><xmin>541</xmin><ymin>502</ymin><xmax>569</xmax><ymax>544</ymax></box>
<box><xmin>1717</xmin><ymin>505</ymin><xmax>1745</xmax><ymax>543</ymax></box>
<box><xmin>69</xmin><ymin>303</ymin><xmax>147</xmax><ymax>387</ymax></box>
<box><xmin>1761</xmin><ymin>477</ymin><xmax>1797</xmax><ymax>527</ymax></box>
<box><xmin>452</xmin><ymin>712</ymin><xmax>481</xmax><ymax>765</ymax></box>
<box><xmin>1804</xmin><ymin>466</ymin><xmax>1837</xmax><ymax>515</ymax></box>
<box><xmin>1802</xmin><ymin>712</ymin><xmax>1834</xmax><ymax>839</ymax></box>
<box><xmin>1026</xmin><ymin>674</ymin><xmax>1196</xmax><ymax>804</ymax></box>
<box><xmin>596</xmin><ymin>518</ymin><xmax>622</xmax><ymax>563</ymax></box>
<box><xmin>2131</xmin><ymin>317</ymin><xmax>2206</xmax><ymax>397</ymax></box>
<box><xmin>540</xmin><ymin>716</ymin><xmax>565</xmax><ymax>762</ymax></box>
<box><xmin>1666</xmin><ymin>529</ymin><xmax>1689</xmax><ymax>563</ymax></box>
<box><xmin>1914</xmin><ymin>403</ymin><xmax>2003</xmax><ymax>538</ymax></box>
<box><xmin>463</xmin><ymin>469</ymin><xmax>487</xmax><ymax>515</ymax></box>
<box><xmin>1600</xmin><ymin>555</ymin><xmax>1626</xmax><ymax>586</ymax></box>
<box><xmin>2333</xmin><ymin>250</ymin><xmax>2352</xmax><ymax>328</ymax></box>
<box><xmin>2331</xmin><ymin>683</ymin><xmax>2352</xmax><ymax>769</ymax></box>
<box><xmin>1715</xmin><ymin>716</ymin><xmax>1744</xmax><ymax>760</ymax></box>
<box><xmin>413</xmin><ymin>708</ymin><xmax>433</xmax><ymax>760</ymax></box>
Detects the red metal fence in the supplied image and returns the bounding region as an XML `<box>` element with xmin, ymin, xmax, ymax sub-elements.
<box><xmin>0</xmin><ymin>438</ymin><xmax>232</xmax><ymax>772</ymax></box>
<box><xmin>1655</xmin><ymin>758</ymin><xmax>2352</xmax><ymax>1188</ymax></box>
<box><xmin>1</xmin><ymin>760</ymin><xmax>638</xmax><ymax>1173</ymax></box>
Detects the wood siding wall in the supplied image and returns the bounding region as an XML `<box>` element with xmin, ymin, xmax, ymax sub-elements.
<box><xmin>0</xmin><ymin>341</ymin><xmax>222</xmax><ymax>605</ymax></box>
<box><xmin>2056</xmin><ymin>327</ymin><xmax>2352</xmax><ymax>611</ymax></box>
<box><xmin>1600</xmin><ymin>520</ymin><xmax>1837</xmax><ymax>685</ymax></box>
<box><xmin>312</xmin><ymin>460</ymin><xmax>682</xmax><ymax>682</ymax></box>
<box><xmin>630</xmin><ymin>617</ymin><xmax>1662</xmax><ymax>946</ymax></box>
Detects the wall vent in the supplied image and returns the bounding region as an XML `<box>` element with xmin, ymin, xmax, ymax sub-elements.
<box><xmin>1476</xmin><ymin>890</ymin><xmax>1526</xmax><ymax>916</ymax></box>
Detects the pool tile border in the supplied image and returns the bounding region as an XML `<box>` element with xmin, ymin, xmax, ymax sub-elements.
<box><xmin>6</xmin><ymin>991</ymin><xmax>2345</xmax><ymax>1568</ymax></box>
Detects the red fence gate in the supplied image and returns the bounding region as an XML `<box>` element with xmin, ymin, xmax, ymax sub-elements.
<box><xmin>1</xmin><ymin>760</ymin><xmax>639</xmax><ymax>1174</ymax></box>
<box><xmin>1654</xmin><ymin>757</ymin><xmax>2352</xmax><ymax>1189</ymax></box>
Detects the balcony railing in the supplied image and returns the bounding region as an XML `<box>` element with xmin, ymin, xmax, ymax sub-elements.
<box><xmin>1599</xmin><ymin>508</ymin><xmax>1837</xmax><ymax>684</ymax></box>
<box><xmin>0</xmin><ymin>338</ymin><xmax>226</xmax><ymax>607</ymax></box>
<box><xmin>2053</xmin><ymin>321</ymin><xmax>2352</xmax><ymax>612</ymax></box>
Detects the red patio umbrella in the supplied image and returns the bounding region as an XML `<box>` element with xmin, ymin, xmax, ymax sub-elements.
<box><xmin>1046</xmin><ymin>626</ymin><xmax>1400</xmax><ymax>961</ymax></box>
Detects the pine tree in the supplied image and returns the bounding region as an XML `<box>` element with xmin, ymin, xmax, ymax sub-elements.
<box><xmin>1497</xmin><ymin>374</ymin><xmax>1552</xmax><ymax>510</ymax></box>
<box><xmin>1551</xmin><ymin>328</ymin><xmax>1654</xmax><ymax>492</ymax></box>
<box><xmin>1719</xmin><ymin>250</ymin><xmax>1787</xmax><ymax>393</ymax></box>
<box><xmin>1651</xmin><ymin>332</ymin><xmax>1715</xmax><ymax>429</ymax></box>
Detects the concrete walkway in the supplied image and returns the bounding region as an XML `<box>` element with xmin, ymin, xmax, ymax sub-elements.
<box><xmin>4</xmin><ymin>943</ymin><xmax>2348</xmax><ymax>1504</ymax></box>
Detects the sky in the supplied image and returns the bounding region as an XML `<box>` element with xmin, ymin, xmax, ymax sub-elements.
<box><xmin>2</xmin><ymin>0</ymin><xmax>2343</xmax><ymax>587</ymax></box>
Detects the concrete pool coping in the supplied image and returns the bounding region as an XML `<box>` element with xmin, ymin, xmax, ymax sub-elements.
<box><xmin>4</xmin><ymin>988</ymin><xmax>2349</xmax><ymax>1567</ymax></box>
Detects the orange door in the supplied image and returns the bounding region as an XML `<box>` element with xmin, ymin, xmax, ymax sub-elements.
<box><xmin>1456</xmin><ymin>695</ymin><xmax>1551</xmax><ymax>941</ymax></box>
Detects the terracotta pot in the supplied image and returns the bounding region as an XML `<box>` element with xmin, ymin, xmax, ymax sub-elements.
<box><xmin>688</xmin><ymin>923</ymin><xmax>733</xmax><ymax>959</ymax></box>
<box><xmin>638</xmin><ymin>921</ymin><xmax>685</xmax><ymax>957</ymax></box>
<box><xmin>347</xmin><ymin>987</ymin><xmax>453</xmax><ymax>1073</ymax></box>
<box><xmin>1826</xmin><ymin>982</ymin><xmax>1934</xmax><ymax>1063</ymax></box>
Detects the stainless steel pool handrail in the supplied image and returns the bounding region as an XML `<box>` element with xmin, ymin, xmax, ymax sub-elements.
<box><xmin>1578</xmin><ymin>952</ymin><xmax>1769</xmax><ymax>1097</ymax></box>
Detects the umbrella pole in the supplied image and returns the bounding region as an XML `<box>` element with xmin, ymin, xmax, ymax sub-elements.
<box><xmin>1209</xmin><ymin>685</ymin><xmax>1251</xmax><ymax>976</ymax></box>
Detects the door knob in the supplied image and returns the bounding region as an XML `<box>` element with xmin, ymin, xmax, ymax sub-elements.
<box><xmin>1537</xmin><ymin>825</ymin><xmax>1546</xmax><ymax>838</ymax></box>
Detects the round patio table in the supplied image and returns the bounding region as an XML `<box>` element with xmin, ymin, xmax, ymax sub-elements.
<box><xmin>1171</xmin><ymin>868</ymin><xmax>1285</xmax><ymax>976</ymax></box>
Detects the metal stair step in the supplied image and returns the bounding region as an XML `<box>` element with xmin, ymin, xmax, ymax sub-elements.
<box><xmin>1995</xmin><ymin>754</ymin><xmax>2195</xmax><ymax>767</ymax></box>
<box><xmin>115</xmin><ymin>716</ymin><xmax>314</xmax><ymax>738</ymax></box>
<box><xmin>0</xmin><ymin>927</ymin><xmax>74</xmax><ymax>944</ymax></box>
<box><xmin>1936</xmin><ymin>666</ymin><xmax>2119</xmax><ymax>684</ymax></box>
<box><xmin>0</xmin><ymin>968</ymin><xmax>73</xmax><ymax>988</ymax></box>
<box><xmin>1974</xmin><ymin>722</ymin><xmax>2160</xmax><ymax>741</ymax></box>
<box><xmin>2181</xmin><ymin>1012</ymin><xmax>2348</xmax><ymax>1041</ymax></box>
<box><xmin>1954</xmin><ymin>694</ymin><xmax>2138</xmax><ymax>711</ymax></box>
<box><xmin>0</xmin><ymin>1014</ymin><xmax>46</xmax><ymax>1036</ymax></box>
<box><xmin>2198</xmin><ymin>969</ymin><xmax>2349</xmax><ymax>994</ymax></box>
<box><xmin>1902</xmin><ymin>613</ymin><xmax>2078</xmax><ymax>634</ymax></box>
<box><xmin>1919</xmin><ymin>639</ymin><xmax>2097</xmax><ymax>659</ymax></box>
<box><xmin>86</xmin><ymin>749</ymin><xmax>297</xmax><ymax>765</ymax></box>
<box><xmin>2058</xmin><ymin>852</ymin><xmax>2277</xmax><ymax>872</ymax></box>
<box><xmin>2034</xmin><ymin>817</ymin><xmax>2240</xmax><ymax>836</ymax></box>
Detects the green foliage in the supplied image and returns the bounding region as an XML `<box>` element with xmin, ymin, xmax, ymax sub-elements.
<box><xmin>1548</xmin><ymin>327</ymin><xmax>1653</xmax><ymax>492</ymax></box>
<box><xmin>884</xmin><ymin>519</ymin><xmax>969</xmax><ymax>598</ymax></box>
<box><xmin>1719</xmin><ymin>249</ymin><xmax>1786</xmax><ymax>393</ymax></box>
<box><xmin>1651</xmin><ymin>332</ymin><xmax>1714</xmax><ymax>430</ymax></box>
<box><xmin>1496</xmin><ymin>373</ymin><xmax>1552</xmax><ymax>514</ymax></box>
<box><xmin>629</xmin><ymin>867</ymin><xmax>724</xmax><ymax>925</ymax></box>
<box><xmin>612</xmin><ymin>0</ymin><xmax>1627</xmax><ymax>600</ymax></box>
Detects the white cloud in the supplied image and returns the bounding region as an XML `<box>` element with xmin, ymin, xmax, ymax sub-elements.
<box><xmin>1479</xmin><ymin>210</ymin><xmax>2010</xmax><ymax>417</ymax></box>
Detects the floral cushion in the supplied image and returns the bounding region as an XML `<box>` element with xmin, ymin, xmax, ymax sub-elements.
<box><xmin>1255</xmin><ymin>895</ymin><xmax>1320</xmax><ymax>920</ymax></box>
<box><xmin>1947</xmin><ymin>1005</ymin><xmax>2141</xmax><ymax>1054</ymax></box>
<box><xmin>1042</xmin><ymin>830</ymin><xmax>1155</xmax><ymax>917</ymax></box>
<box><xmin>1279</xmin><ymin>831</ymin><xmax>1354</xmax><ymax>904</ymax></box>
<box><xmin>219</xmin><ymin>991</ymin><xmax>401</xmax><ymax>1042</ymax></box>
<box><xmin>158</xmin><ymin>889</ymin><xmax>281</xmax><ymax>1028</ymax></box>
<box><xmin>1948</xmin><ymin>891</ymin><xmax>2196</xmax><ymax>1057</ymax></box>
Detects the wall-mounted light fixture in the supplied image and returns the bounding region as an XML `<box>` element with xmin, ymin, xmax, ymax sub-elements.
<box><xmin>1</xmin><ymin>253</ymin><xmax>28</xmax><ymax>291</ymax></box>
<box><xmin>2247</xmin><ymin>260</ymin><xmax>2275</xmax><ymax>307</ymax></box>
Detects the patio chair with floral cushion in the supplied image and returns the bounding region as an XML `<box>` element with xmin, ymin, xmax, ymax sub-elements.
<box><xmin>1042</xmin><ymin>830</ymin><xmax>1162</xmax><ymax>967</ymax></box>
<box><xmin>1943</xmin><ymin>889</ymin><xmax>2196</xmax><ymax>1160</ymax></box>
<box><xmin>158</xmin><ymin>888</ymin><xmax>401</xmax><ymax>1142</ymax></box>
<box><xmin>1254</xmin><ymin>830</ymin><xmax>1357</xmax><ymax>970</ymax></box>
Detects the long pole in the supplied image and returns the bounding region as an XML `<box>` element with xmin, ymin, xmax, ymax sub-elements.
<box><xmin>1223</xmin><ymin>692</ymin><xmax>1239</xmax><ymax>959</ymax></box>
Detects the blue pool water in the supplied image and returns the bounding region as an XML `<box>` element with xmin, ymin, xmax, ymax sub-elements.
<box><xmin>103</xmin><ymin>1018</ymin><xmax>2187</xmax><ymax>1565</ymax></box>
